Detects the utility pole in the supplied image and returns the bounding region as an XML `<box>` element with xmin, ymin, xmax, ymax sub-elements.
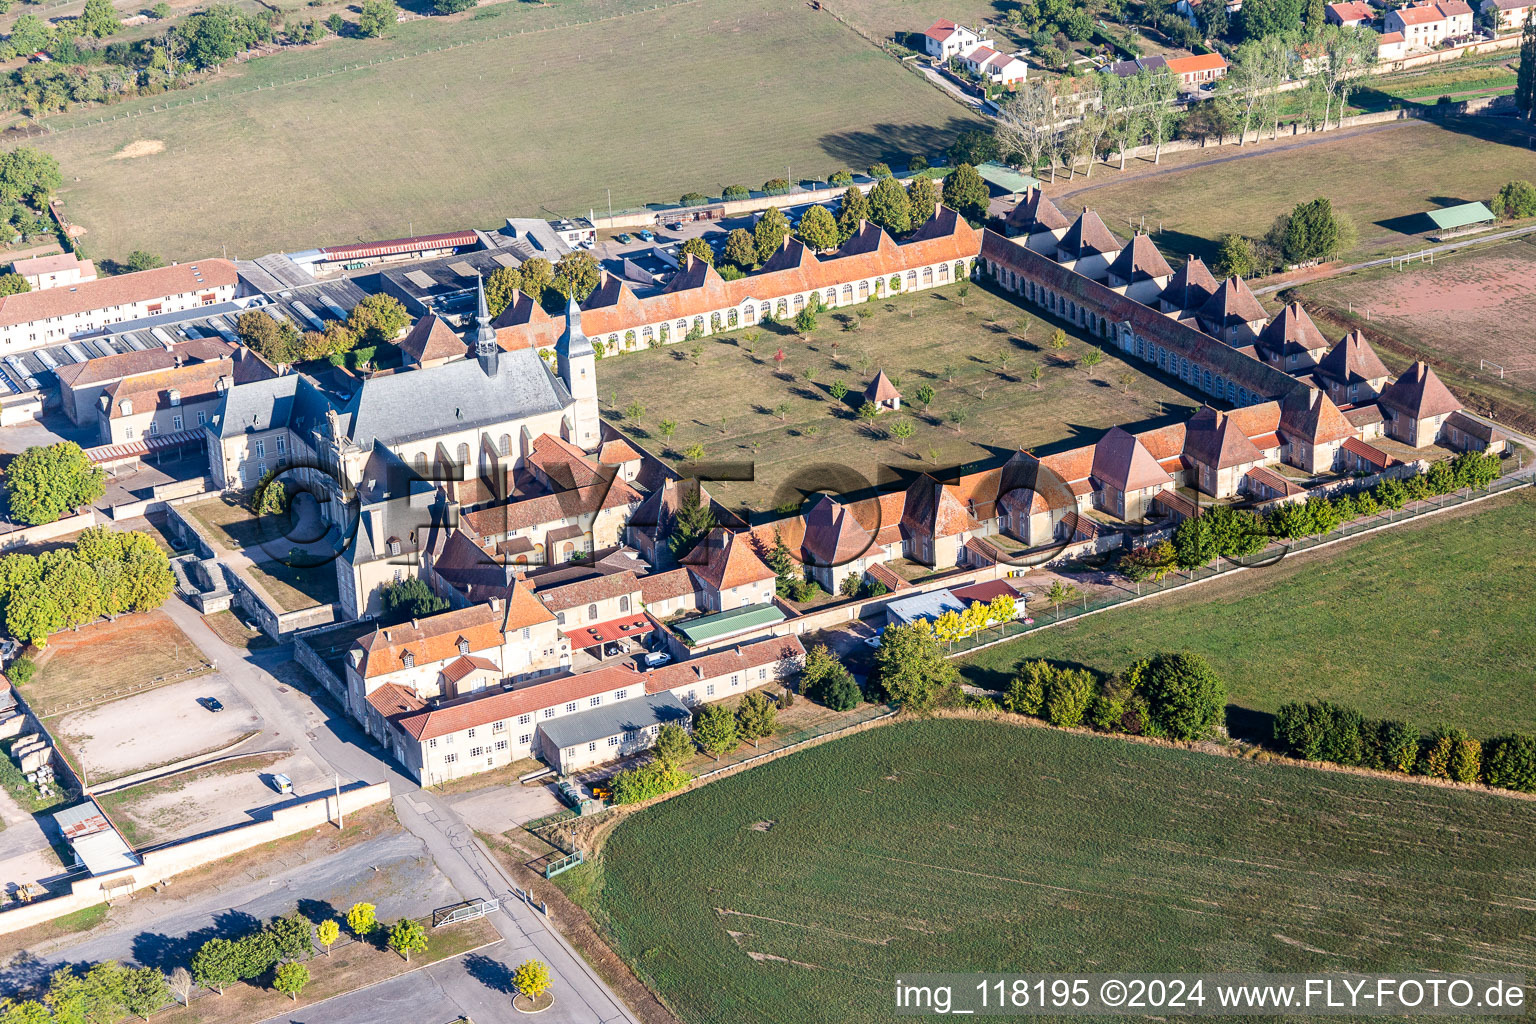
<box><xmin>335</xmin><ymin>773</ymin><xmax>343</xmax><ymax>829</ymax></box>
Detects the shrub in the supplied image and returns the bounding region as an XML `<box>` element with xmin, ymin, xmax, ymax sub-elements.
<box><xmin>1481</xmin><ymin>734</ymin><xmax>1536</xmax><ymax>792</ymax></box>
<box><xmin>1416</xmin><ymin>728</ymin><xmax>1458</xmax><ymax>779</ymax></box>
<box><xmin>1005</xmin><ymin>660</ymin><xmax>1051</xmax><ymax>716</ymax></box>
<box><xmin>821</xmin><ymin>665</ymin><xmax>862</xmax><ymax>711</ymax></box>
<box><xmin>762</xmin><ymin>177</ymin><xmax>791</xmax><ymax>195</ymax></box>
<box><xmin>1448</xmin><ymin>736</ymin><xmax>1482</xmax><ymax>785</ymax></box>
<box><xmin>1132</xmin><ymin>652</ymin><xmax>1226</xmax><ymax>741</ymax></box>
<box><xmin>722</xmin><ymin>184</ymin><xmax>751</xmax><ymax>201</ymax></box>
<box><xmin>1087</xmin><ymin>691</ymin><xmax>1125</xmax><ymax>731</ymax></box>
<box><xmin>1042</xmin><ymin>666</ymin><xmax>1095</xmax><ymax>728</ymax></box>
<box><xmin>1366</xmin><ymin>719</ymin><xmax>1419</xmax><ymax>774</ymax></box>
<box><xmin>1118</xmin><ymin>541</ymin><xmax>1177</xmax><ymax>582</ymax></box>
<box><xmin>611</xmin><ymin>761</ymin><xmax>691</xmax><ymax>803</ymax></box>
<box><xmin>6</xmin><ymin>655</ymin><xmax>35</xmax><ymax>685</ymax></box>
<box><xmin>679</xmin><ymin>191</ymin><xmax>709</xmax><ymax>206</ymax></box>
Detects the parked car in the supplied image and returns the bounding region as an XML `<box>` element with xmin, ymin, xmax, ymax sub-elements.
<box><xmin>638</xmin><ymin>229</ymin><xmax>655</xmax><ymax>242</ymax></box>
<box><xmin>615</xmin><ymin>232</ymin><xmax>632</xmax><ymax>243</ymax></box>
<box><xmin>644</xmin><ymin>651</ymin><xmax>672</xmax><ymax>667</ymax></box>
<box><xmin>863</xmin><ymin>634</ymin><xmax>883</xmax><ymax>649</ymax></box>
<box><xmin>666</xmin><ymin>221</ymin><xmax>684</xmax><ymax>232</ymax></box>
<box><xmin>0</xmin><ymin>638</ymin><xmax>18</xmax><ymax>664</ymax></box>
<box><xmin>197</xmin><ymin>697</ymin><xmax>224</xmax><ymax>713</ymax></box>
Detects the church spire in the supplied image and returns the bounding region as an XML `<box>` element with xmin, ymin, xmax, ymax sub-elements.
<box><xmin>473</xmin><ymin>273</ymin><xmax>498</xmax><ymax>375</ymax></box>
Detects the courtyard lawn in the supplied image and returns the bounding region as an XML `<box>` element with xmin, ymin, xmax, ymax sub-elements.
<box><xmin>596</xmin><ymin>281</ymin><xmax>1200</xmax><ymax>512</ymax></box>
<box><xmin>1046</xmin><ymin>118</ymin><xmax>1536</xmax><ymax>268</ymax></box>
<box><xmin>586</xmin><ymin>718</ymin><xmax>1536</xmax><ymax>1024</ymax></box>
<box><xmin>28</xmin><ymin>0</ymin><xmax>980</xmax><ymax>260</ymax></box>
<box><xmin>959</xmin><ymin>487</ymin><xmax>1536</xmax><ymax>738</ymax></box>
<box><xmin>21</xmin><ymin>610</ymin><xmax>212</xmax><ymax>717</ymax></box>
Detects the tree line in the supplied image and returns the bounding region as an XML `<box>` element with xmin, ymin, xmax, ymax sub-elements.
<box><xmin>1120</xmin><ymin>450</ymin><xmax>1504</xmax><ymax>580</ymax></box>
<box><xmin>1274</xmin><ymin>700</ymin><xmax>1536</xmax><ymax>793</ymax></box>
<box><xmin>0</xmin><ymin>528</ymin><xmax>175</xmax><ymax>646</ymax></box>
<box><xmin>609</xmin><ymin>686</ymin><xmax>789</xmax><ymax>803</ymax></box>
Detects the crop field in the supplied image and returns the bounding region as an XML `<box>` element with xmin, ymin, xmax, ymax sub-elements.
<box><xmin>595</xmin><ymin>280</ymin><xmax>1200</xmax><ymax>513</ymax></box>
<box><xmin>586</xmin><ymin>719</ymin><xmax>1536</xmax><ymax>1024</ymax></box>
<box><xmin>1295</xmin><ymin>236</ymin><xmax>1536</xmax><ymax>424</ymax></box>
<box><xmin>22</xmin><ymin>0</ymin><xmax>980</xmax><ymax>261</ymax></box>
<box><xmin>1049</xmin><ymin>118</ymin><xmax>1536</xmax><ymax>268</ymax></box>
<box><xmin>960</xmin><ymin>488</ymin><xmax>1536</xmax><ymax>739</ymax></box>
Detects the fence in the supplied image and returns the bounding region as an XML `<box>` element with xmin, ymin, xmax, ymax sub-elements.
<box><xmin>34</xmin><ymin>662</ymin><xmax>214</xmax><ymax>718</ymax></box>
<box><xmin>947</xmin><ymin>476</ymin><xmax>1531</xmax><ymax>660</ymax></box>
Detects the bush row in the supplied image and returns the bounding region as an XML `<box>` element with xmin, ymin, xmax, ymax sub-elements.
<box><xmin>1274</xmin><ymin>700</ymin><xmax>1536</xmax><ymax>792</ymax></box>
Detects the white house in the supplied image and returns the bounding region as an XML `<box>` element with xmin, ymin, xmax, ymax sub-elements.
<box><xmin>959</xmin><ymin>45</ymin><xmax>1029</xmax><ymax>87</ymax></box>
<box><xmin>922</xmin><ymin>18</ymin><xmax>984</xmax><ymax>60</ymax></box>
<box><xmin>1384</xmin><ymin>0</ymin><xmax>1474</xmax><ymax>48</ymax></box>
<box><xmin>1481</xmin><ymin>0</ymin><xmax>1534</xmax><ymax>32</ymax></box>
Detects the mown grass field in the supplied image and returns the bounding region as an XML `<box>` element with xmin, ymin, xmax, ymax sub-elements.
<box><xmin>960</xmin><ymin>488</ymin><xmax>1536</xmax><ymax>738</ymax></box>
<box><xmin>1048</xmin><ymin>118</ymin><xmax>1536</xmax><ymax>268</ymax></box>
<box><xmin>587</xmin><ymin>719</ymin><xmax>1536</xmax><ymax>1024</ymax></box>
<box><xmin>596</xmin><ymin>281</ymin><xmax>1199</xmax><ymax>512</ymax></box>
<box><xmin>23</xmin><ymin>0</ymin><xmax>980</xmax><ymax>260</ymax></box>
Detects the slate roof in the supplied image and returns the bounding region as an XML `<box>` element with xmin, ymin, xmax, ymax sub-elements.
<box><xmin>215</xmin><ymin>372</ymin><xmax>333</xmax><ymax>439</ymax></box>
<box><xmin>1106</xmin><ymin>233</ymin><xmax>1173</xmax><ymax>284</ymax></box>
<box><xmin>337</xmin><ymin>345</ymin><xmax>572</xmax><ymax>449</ymax></box>
<box><xmin>1318</xmin><ymin>330</ymin><xmax>1390</xmax><ymax>384</ymax></box>
<box><xmin>400</xmin><ymin>313</ymin><xmax>467</xmax><ymax>365</ymax></box>
<box><xmin>539</xmin><ymin>691</ymin><xmax>692</xmax><ymax>751</ymax></box>
<box><xmin>1378</xmin><ymin>361</ymin><xmax>1462</xmax><ymax>419</ymax></box>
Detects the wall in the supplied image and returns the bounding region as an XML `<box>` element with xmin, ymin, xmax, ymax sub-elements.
<box><xmin>106</xmin><ymin>479</ymin><xmax>218</xmax><ymax>522</ymax></box>
<box><xmin>590</xmin><ymin>173</ymin><xmax>932</xmax><ymax>231</ymax></box>
<box><xmin>0</xmin><ymin>508</ymin><xmax>99</xmax><ymax>552</ymax></box>
<box><xmin>0</xmin><ymin>782</ymin><xmax>392</xmax><ymax>937</ymax></box>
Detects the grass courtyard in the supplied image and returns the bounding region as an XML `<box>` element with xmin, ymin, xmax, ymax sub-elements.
<box><xmin>27</xmin><ymin>0</ymin><xmax>980</xmax><ymax>260</ymax></box>
<box><xmin>959</xmin><ymin>487</ymin><xmax>1536</xmax><ymax>739</ymax></box>
<box><xmin>582</xmin><ymin>719</ymin><xmax>1536</xmax><ymax>1024</ymax></box>
<box><xmin>1048</xmin><ymin>118</ymin><xmax>1536</xmax><ymax>268</ymax></box>
<box><xmin>596</xmin><ymin>281</ymin><xmax>1200</xmax><ymax>512</ymax></box>
<box><xmin>21</xmin><ymin>610</ymin><xmax>211</xmax><ymax>716</ymax></box>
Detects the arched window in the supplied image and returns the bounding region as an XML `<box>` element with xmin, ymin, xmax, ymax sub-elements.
<box><xmin>938</xmin><ymin>263</ymin><xmax>949</xmax><ymax>282</ymax></box>
<box><xmin>775</xmin><ymin>299</ymin><xmax>788</xmax><ymax>317</ymax></box>
<box><xmin>906</xmin><ymin>270</ymin><xmax>917</xmax><ymax>287</ymax></box>
<box><xmin>642</xmin><ymin>326</ymin><xmax>653</xmax><ymax>340</ymax></box>
<box><xmin>625</xmin><ymin>329</ymin><xmax>637</xmax><ymax>347</ymax></box>
<box><xmin>728</xmin><ymin>309</ymin><xmax>739</xmax><ymax>327</ymax></box>
<box><xmin>759</xmin><ymin>303</ymin><xmax>770</xmax><ymax>319</ymax></box>
<box><xmin>499</xmin><ymin>433</ymin><xmax>512</xmax><ymax>455</ymax></box>
<box><xmin>858</xmin><ymin>281</ymin><xmax>869</xmax><ymax>299</ymax></box>
<box><xmin>842</xmin><ymin>284</ymin><xmax>853</xmax><ymax>301</ymax></box>
<box><xmin>955</xmin><ymin>260</ymin><xmax>966</xmax><ymax>280</ymax></box>
<box><xmin>457</xmin><ymin>442</ymin><xmax>470</xmax><ymax>467</ymax></box>
<box><xmin>608</xmin><ymin>334</ymin><xmax>618</xmax><ymax>350</ymax></box>
<box><xmin>619</xmin><ymin>595</ymin><xmax>630</xmax><ymax>613</ymax></box>
<box><xmin>587</xmin><ymin>603</ymin><xmax>598</xmax><ymax>620</ymax></box>
<box><xmin>693</xmin><ymin>316</ymin><xmax>704</xmax><ymax>333</ymax></box>
<box><xmin>922</xmin><ymin>266</ymin><xmax>933</xmax><ymax>285</ymax></box>
<box><xmin>676</xmin><ymin>319</ymin><xmax>687</xmax><ymax>334</ymax></box>
<box><xmin>825</xmin><ymin>288</ymin><xmax>836</xmax><ymax>306</ymax></box>
<box><xmin>710</xmin><ymin>312</ymin><xmax>722</xmax><ymax>330</ymax></box>
<box><xmin>556</xmin><ymin>611</ymin><xmax>566</xmax><ymax>626</ymax></box>
<box><xmin>793</xmin><ymin>294</ymin><xmax>805</xmax><ymax>312</ymax></box>
<box><xmin>413</xmin><ymin>452</ymin><xmax>428</xmax><ymax>476</ymax></box>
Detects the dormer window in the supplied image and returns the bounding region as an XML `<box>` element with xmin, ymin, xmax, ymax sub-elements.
<box><xmin>169</xmin><ymin>389</ymin><xmax>181</xmax><ymax>406</ymax></box>
<box><xmin>389</xmin><ymin>540</ymin><xmax>401</xmax><ymax>556</ymax></box>
<box><xmin>402</xmin><ymin>651</ymin><xmax>415</xmax><ymax>668</ymax></box>
<box><xmin>457</xmin><ymin>638</ymin><xmax>469</xmax><ymax>655</ymax></box>
<box><xmin>120</xmin><ymin>399</ymin><xmax>132</xmax><ymax>416</ymax></box>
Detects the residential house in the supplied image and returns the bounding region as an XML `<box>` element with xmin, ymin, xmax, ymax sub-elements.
<box><xmin>56</xmin><ymin>336</ymin><xmax>240</xmax><ymax>426</ymax></box>
<box><xmin>1105</xmin><ymin>234</ymin><xmax>1174</xmax><ymax>305</ymax></box>
<box><xmin>1325</xmin><ymin>0</ymin><xmax>1375</xmax><ymax>24</ymax></box>
<box><xmin>958</xmin><ymin>45</ymin><xmax>1029</xmax><ymax>87</ymax></box>
<box><xmin>679</xmin><ymin>528</ymin><xmax>777</xmax><ymax>611</ymax></box>
<box><xmin>1384</xmin><ymin>1</ymin><xmax>1473</xmax><ymax>49</ymax></box>
<box><xmin>1314</xmin><ymin>330</ymin><xmax>1390</xmax><ymax>407</ymax></box>
<box><xmin>12</xmin><ymin>252</ymin><xmax>96</xmax><ymax>291</ymax></box>
<box><xmin>922</xmin><ymin>18</ymin><xmax>983</xmax><ymax>60</ymax></box>
<box><xmin>1254</xmin><ymin>302</ymin><xmax>1331</xmax><ymax>374</ymax></box>
<box><xmin>1481</xmin><ymin>0</ymin><xmax>1534</xmax><ymax>32</ymax></box>
<box><xmin>1378</xmin><ymin>360</ymin><xmax>1462</xmax><ymax>447</ymax></box>
<box><xmin>1164</xmin><ymin>53</ymin><xmax>1229</xmax><ymax>88</ymax></box>
<box><xmin>1378</xmin><ymin>30</ymin><xmax>1409</xmax><ymax>58</ymax></box>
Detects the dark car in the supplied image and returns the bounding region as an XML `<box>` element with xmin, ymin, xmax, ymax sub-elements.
<box><xmin>666</xmin><ymin>221</ymin><xmax>684</xmax><ymax>232</ymax></box>
<box><xmin>197</xmin><ymin>697</ymin><xmax>224</xmax><ymax>713</ymax></box>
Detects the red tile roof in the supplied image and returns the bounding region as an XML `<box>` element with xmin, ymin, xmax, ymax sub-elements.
<box><xmin>366</xmin><ymin>681</ymin><xmax>425</xmax><ymax>719</ymax></box>
<box><xmin>103</xmin><ymin>358</ymin><xmax>235</xmax><ymax>417</ymax></box>
<box><xmin>681</xmin><ymin>529</ymin><xmax>776</xmax><ymax>591</ymax></box>
<box><xmin>440</xmin><ymin>654</ymin><xmax>500</xmax><ymax>685</ymax></box>
<box><xmin>1378</xmin><ymin>361</ymin><xmax>1461</xmax><ymax>420</ymax></box>
<box><xmin>357</xmin><ymin>604</ymin><xmax>506</xmax><ymax>679</ymax></box>
<box><xmin>865</xmin><ymin>370</ymin><xmax>901</xmax><ymax>404</ymax></box>
<box><xmin>537</xmin><ymin>570</ymin><xmax>642</xmax><ymax>612</ymax></box>
<box><xmin>865</xmin><ymin>561</ymin><xmax>911</xmax><ymax>592</ymax></box>
<box><xmin>1164</xmin><ymin>53</ymin><xmax>1229</xmax><ymax>74</ymax></box>
<box><xmin>645</xmin><ymin>636</ymin><xmax>804</xmax><ymax>694</ymax></box>
<box><xmin>597</xmin><ymin>439</ymin><xmax>642</xmax><ymax>465</ymax></box>
<box><xmin>1244</xmin><ymin>465</ymin><xmax>1307</xmax><ymax>497</ymax></box>
<box><xmin>0</xmin><ymin>259</ymin><xmax>236</xmax><ymax>328</ymax></box>
<box><xmin>393</xmin><ymin>663</ymin><xmax>646</xmax><ymax>741</ymax></box>
<box><xmin>1342</xmin><ymin>436</ymin><xmax>1396</xmax><ymax>469</ymax></box>
<box><xmin>1091</xmin><ymin>426</ymin><xmax>1175</xmax><ymax>492</ymax></box>
<box><xmin>563</xmin><ymin>613</ymin><xmax>654</xmax><ymax>648</ymax></box>
<box><xmin>1319</xmin><ymin>330</ymin><xmax>1390</xmax><ymax>384</ymax></box>
<box><xmin>637</xmin><ymin>567</ymin><xmax>696</xmax><ymax>603</ymax></box>
<box><xmin>401</xmin><ymin>313</ymin><xmax>466</xmax><ymax>365</ymax></box>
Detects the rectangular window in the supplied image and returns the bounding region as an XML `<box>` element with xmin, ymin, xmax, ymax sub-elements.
<box><xmin>444</xmin><ymin>753</ymin><xmax>457</xmax><ymax>764</ymax></box>
<box><xmin>470</xmin><ymin>746</ymin><xmax>484</xmax><ymax>758</ymax></box>
<box><xmin>276</xmin><ymin>436</ymin><xmax>286</xmax><ymax>454</ymax></box>
<box><xmin>496</xmin><ymin>740</ymin><xmax>508</xmax><ymax>751</ymax></box>
<box><xmin>149</xmin><ymin>422</ymin><xmax>159</xmax><ymax>436</ymax></box>
<box><xmin>519</xmin><ymin>714</ymin><xmax>531</xmax><ymax>725</ymax></box>
<box><xmin>608</xmin><ymin>735</ymin><xmax>620</xmax><ymax>746</ymax></box>
<box><xmin>521</xmin><ymin>627</ymin><xmax>530</xmax><ymax>640</ymax></box>
<box><xmin>588</xmin><ymin>741</ymin><xmax>597</xmax><ymax>752</ymax></box>
<box><xmin>544</xmin><ymin>708</ymin><xmax>555</xmax><ymax>718</ymax></box>
<box><xmin>759</xmin><ymin>668</ymin><xmax>767</xmax><ymax>680</ymax></box>
<box><xmin>706</xmin><ymin>684</ymin><xmax>715</xmax><ymax>696</ymax></box>
<box><xmin>589</xmin><ymin>696</ymin><xmax>601</xmax><ymax>707</ymax></box>
<box><xmin>172</xmin><ymin>414</ymin><xmax>183</xmax><ymax>431</ymax></box>
<box><xmin>492</xmin><ymin>721</ymin><xmax>505</xmax><ymax>732</ymax></box>
<box><xmin>254</xmin><ymin>439</ymin><xmax>265</xmax><ymax>457</ymax></box>
<box><xmin>519</xmin><ymin>733</ymin><xmax>531</xmax><ymax>744</ymax></box>
<box><xmin>197</xmin><ymin>411</ymin><xmax>207</xmax><ymax>425</ymax></box>
<box><xmin>429</xmin><ymin>738</ymin><xmax>437</xmax><ymax>748</ymax></box>
<box><xmin>615</xmin><ymin>689</ymin><xmax>627</xmax><ymax>700</ymax></box>
<box><xmin>565</xmin><ymin>702</ymin><xmax>577</xmax><ymax>713</ymax></box>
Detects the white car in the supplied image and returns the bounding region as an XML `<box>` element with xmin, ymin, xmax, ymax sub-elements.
<box><xmin>644</xmin><ymin>651</ymin><xmax>673</xmax><ymax>667</ymax></box>
<box><xmin>863</xmin><ymin>634</ymin><xmax>882</xmax><ymax>649</ymax></box>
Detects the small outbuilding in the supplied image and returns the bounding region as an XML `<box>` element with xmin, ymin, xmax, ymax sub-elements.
<box><xmin>53</xmin><ymin>799</ymin><xmax>139</xmax><ymax>876</ymax></box>
<box><xmin>864</xmin><ymin>370</ymin><xmax>902</xmax><ymax>413</ymax></box>
<box><xmin>1425</xmin><ymin>202</ymin><xmax>1494</xmax><ymax>237</ymax></box>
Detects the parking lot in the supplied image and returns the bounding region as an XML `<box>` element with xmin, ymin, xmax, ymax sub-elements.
<box><xmin>54</xmin><ymin>675</ymin><xmax>261</xmax><ymax>784</ymax></box>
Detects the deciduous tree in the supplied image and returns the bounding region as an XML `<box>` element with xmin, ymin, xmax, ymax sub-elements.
<box><xmin>794</xmin><ymin>204</ymin><xmax>838</xmax><ymax>251</ymax></box>
<box><xmin>754</xmin><ymin>206</ymin><xmax>791</xmax><ymax>263</ymax></box>
<box><xmin>484</xmin><ymin>264</ymin><xmax>522</xmax><ymax>317</ymax></box>
<box><xmin>347</xmin><ymin>293</ymin><xmax>409</xmax><ymax>346</ymax></box>
<box><xmin>273</xmin><ymin>962</ymin><xmax>309</xmax><ymax>1001</ymax></box>
<box><xmin>867</xmin><ymin>175</ymin><xmax>912</xmax><ymax>235</ymax></box>
<box><xmin>693</xmin><ymin>703</ymin><xmax>739</xmax><ymax>760</ymax></box>
<box><xmin>723</xmin><ymin>228</ymin><xmax>757</xmax><ymax>269</ymax></box>
<box><xmin>552</xmin><ymin>250</ymin><xmax>601</xmax><ymax>301</ymax></box>
<box><xmin>387</xmin><ymin>919</ymin><xmax>427</xmax><ymax>961</ymax></box>
<box><xmin>5</xmin><ymin>442</ymin><xmax>104</xmax><ymax>526</ymax></box>
<box><xmin>941</xmin><ymin>163</ymin><xmax>989</xmax><ymax>223</ymax></box>
<box><xmin>872</xmin><ymin>620</ymin><xmax>959</xmax><ymax>712</ymax></box>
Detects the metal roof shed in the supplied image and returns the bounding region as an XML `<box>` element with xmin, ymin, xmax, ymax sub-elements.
<box><xmin>676</xmin><ymin>604</ymin><xmax>785</xmax><ymax>646</ymax></box>
<box><xmin>885</xmin><ymin>588</ymin><xmax>966</xmax><ymax>627</ymax></box>
<box><xmin>975</xmin><ymin>162</ymin><xmax>1041</xmax><ymax>195</ymax></box>
<box><xmin>1425</xmin><ymin>202</ymin><xmax>1494</xmax><ymax>232</ymax></box>
<box><xmin>53</xmin><ymin>799</ymin><xmax>140</xmax><ymax>876</ymax></box>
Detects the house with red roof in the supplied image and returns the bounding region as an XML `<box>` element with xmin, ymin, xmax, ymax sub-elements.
<box><xmin>1384</xmin><ymin>0</ymin><xmax>1473</xmax><ymax>48</ymax></box>
<box><xmin>1325</xmin><ymin>0</ymin><xmax>1375</xmax><ymax>24</ymax></box>
<box><xmin>1164</xmin><ymin>52</ymin><xmax>1229</xmax><ymax>88</ymax></box>
<box><xmin>922</xmin><ymin>18</ymin><xmax>984</xmax><ymax>60</ymax></box>
<box><xmin>1482</xmin><ymin>0</ymin><xmax>1535</xmax><ymax>33</ymax></box>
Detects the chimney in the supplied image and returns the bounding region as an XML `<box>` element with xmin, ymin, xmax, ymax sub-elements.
<box><xmin>411</xmin><ymin>618</ymin><xmax>419</xmax><ymax>630</ymax></box>
<box><xmin>490</xmin><ymin>596</ymin><xmax>503</xmax><ymax>612</ymax></box>
<box><xmin>382</xmin><ymin>630</ymin><xmax>392</xmax><ymax>642</ymax></box>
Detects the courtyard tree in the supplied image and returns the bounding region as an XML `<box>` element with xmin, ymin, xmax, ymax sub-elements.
<box><xmin>5</xmin><ymin>442</ymin><xmax>105</xmax><ymax>526</ymax></box>
<box><xmin>795</xmin><ymin>204</ymin><xmax>839</xmax><ymax>251</ymax></box>
<box><xmin>484</xmin><ymin>264</ymin><xmax>522</xmax><ymax>317</ymax></box>
<box><xmin>668</xmin><ymin>487</ymin><xmax>716</xmax><ymax>557</ymax></box>
<box><xmin>873</xmin><ymin>620</ymin><xmax>959</xmax><ymax>711</ymax></box>
<box><xmin>518</xmin><ymin>256</ymin><xmax>554</xmax><ymax>302</ymax></box>
<box><xmin>754</xmin><ymin>206</ymin><xmax>791</xmax><ymax>263</ymax></box>
<box><xmin>836</xmin><ymin>185</ymin><xmax>870</xmax><ymax>242</ymax></box>
<box><xmin>735</xmin><ymin>690</ymin><xmax>778</xmax><ymax>748</ymax></box>
<box><xmin>380</xmin><ymin>577</ymin><xmax>449</xmax><ymax>622</ymax></box>
<box><xmin>1081</xmin><ymin>348</ymin><xmax>1104</xmax><ymax>376</ymax></box>
<box><xmin>941</xmin><ymin>163</ymin><xmax>989</xmax><ymax>223</ymax></box>
<box><xmin>868</xmin><ymin>175</ymin><xmax>912</xmax><ymax>236</ymax></box>
<box><xmin>273</xmin><ymin>962</ymin><xmax>309</xmax><ymax>1001</ymax></box>
<box><xmin>693</xmin><ymin>702</ymin><xmax>739</xmax><ymax>760</ymax></box>
<box><xmin>653</xmin><ymin>722</ymin><xmax>692</xmax><ymax>770</ymax></box>
<box><xmin>388</xmin><ymin>919</ymin><xmax>428</xmax><ymax>961</ymax></box>
<box><xmin>723</xmin><ymin>228</ymin><xmax>757</xmax><ymax>269</ymax></box>
<box><xmin>0</xmin><ymin>273</ymin><xmax>27</xmax><ymax>296</ymax></box>
<box><xmin>679</xmin><ymin>236</ymin><xmax>713</xmax><ymax>265</ymax></box>
<box><xmin>237</xmin><ymin>309</ymin><xmax>300</xmax><ymax>363</ymax></box>
<box><xmin>906</xmin><ymin>174</ymin><xmax>940</xmax><ymax>221</ymax></box>
<box><xmin>552</xmin><ymin>250</ymin><xmax>601</xmax><ymax>301</ymax></box>
<box><xmin>1215</xmin><ymin>233</ymin><xmax>1261</xmax><ymax>278</ymax></box>
<box><xmin>347</xmin><ymin>293</ymin><xmax>409</xmax><ymax>346</ymax></box>
<box><xmin>794</xmin><ymin>306</ymin><xmax>818</xmax><ymax>336</ymax></box>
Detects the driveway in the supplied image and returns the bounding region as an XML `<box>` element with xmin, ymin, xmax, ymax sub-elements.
<box><xmin>449</xmin><ymin>782</ymin><xmax>561</xmax><ymax>836</ymax></box>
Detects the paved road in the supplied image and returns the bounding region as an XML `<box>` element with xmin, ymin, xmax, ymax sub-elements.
<box><xmin>157</xmin><ymin>599</ymin><xmax>640</xmax><ymax>1024</ymax></box>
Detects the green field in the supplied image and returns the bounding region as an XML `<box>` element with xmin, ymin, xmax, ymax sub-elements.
<box><xmin>1049</xmin><ymin>118</ymin><xmax>1536</xmax><ymax>268</ymax></box>
<box><xmin>596</xmin><ymin>281</ymin><xmax>1199</xmax><ymax>512</ymax></box>
<box><xmin>585</xmin><ymin>719</ymin><xmax>1536</xmax><ymax>1024</ymax></box>
<box><xmin>960</xmin><ymin>488</ymin><xmax>1536</xmax><ymax>738</ymax></box>
<box><xmin>23</xmin><ymin>0</ymin><xmax>980</xmax><ymax>260</ymax></box>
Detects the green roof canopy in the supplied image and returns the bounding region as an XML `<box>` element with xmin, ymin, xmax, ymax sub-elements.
<box><xmin>677</xmin><ymin>603</ymin><xmax>785</xmax><ymax>645</ymax></box>
<box><xmin>975</xmin><ymin>162</ymin><xmax>1041</xmax><ymax>195</ymax></box>
<box><xmin>1426</xmin><ymin>202</ymin><xmax>1494</xmax><ymax>231</ymax></box>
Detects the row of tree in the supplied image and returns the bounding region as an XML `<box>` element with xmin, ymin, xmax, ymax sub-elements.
<box><xmin>0</xmin><ymin>528</ymin><xmax>175</xmax><ymax>646</ymax></box>
<box><xmin>1274</xmin><ymin>700</ymin><xmax>1536</xmax><ymax>792</ymax></box>
<box><xmin>482</xmin><ymin>250</ymin><xmax>603</xmax><ymax>315</ymax></box>
<box><xmin>995</xmin><ymin>651</ymin><xmax>1228</xmax><ymax>740</ymax></box>
<box><xmin>1119</xmin><ymin>450</ymin><xmax>1504</xmax><ymax>578</ymax></box>
<box><xmin>235</xmin><ymin>292</ymin><xmax>409</xmax><ymax>366</ymax></box>
<box><xmin>609</xmin><ymin>688</ymin><xmax>787</xmax><ymax>803</ymax></box>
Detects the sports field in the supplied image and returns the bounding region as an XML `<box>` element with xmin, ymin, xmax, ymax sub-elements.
<box><xmin>23</xmin><ymin>0</ymin><xmax>980</xmax><ymax>260</ymax></box>
<box><xmin>1049</xmin><ymin>118</ymin><xmax>1536</xmax><ymax>268</ymax></box>
<box><xmin>1296</xmin><ymin>236</ymin><xmax>1536</xmax><ymax>426</ymax></box>
<box><xmin>594</xmin><ymin>281</ymin><xmax>1199</xmax><ymax>512</ymax></box>
<box><xmin>586</xmin><ymin>719</ymin><xmax>1536</xmax><ymax>1024</ymax></box>
<box><xmin>960</xmin><ymin>487</ymin><xmax>1536</xmax><ymax>738</ymax></box>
